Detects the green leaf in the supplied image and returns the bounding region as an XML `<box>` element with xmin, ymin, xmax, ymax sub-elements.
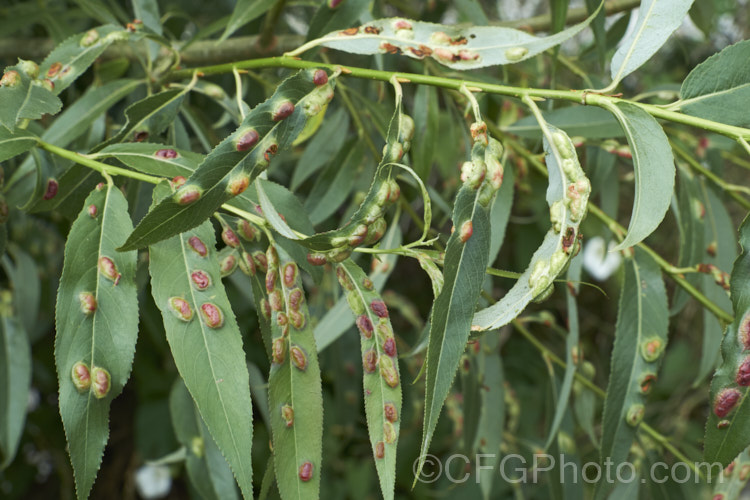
<box><xmin>132</xmin><ymin>0</ymin><xmax>162</xmax><ymax>35</ymax></box>
<box><xmin>221</xmin><ymin>0</ymin><xmax>277</xmax><ymax>41</ymax></box>
<box><xmin>711</xmin><ymin>446</ymin><xmax>750</xmax><ymax>499</ymax></box>
<box><xmin>2</xmin><ymin>248</ymin><xmax>41</xmax><ymax>337</ymax></box>
<box><xmin>293</xmin><ymin>4</ymin><xmax>602</xmax><ymax>70</ymax></box>
<box><xmin>603</xmin><ymin>102</ymin><xmax>675</xmax><ymax>251</ymax></box>
<box><xmin>705</xmin><ymin>214</ymin><xmax>750</xmax><ymax>466</ymax></box>
<box><xmin>694</xmin><ymin>186</ymin><xmax>736</xmax><ymax>386</ymax></box>
<box><xmin>6</xmin><ymin>79</ymin><xmax>141</xmax><ymax>208</ymax></box>
<box><xmin>40</xmin><ymin>24</ymin><xmax>132</xmax><ymax>95</ymax></box>
<box><xmin>0</xmin><ymin>127</ymin><xmax>37</xmax><ymax>162</ymax></box>
<box><xmin>290</xmin><ymin>107</ymin><xmax>349</xmax><ymax>190</ymax></box>
<box><xmin>305</xmin><ymin>139</ymin><xmax>365</xmax><ymax>225</ymax></box>
<box><xmin>597</xmin><ymin>248</ymin><xmax>668</xmax><ymax>499</ymax></box>
<box><xmin>543</xmin><ymin>254</ymin><xmax>583</xmax><ymax>452</ymax></box>
<box><xmin>679</xmin><ymin>39</ymin><xmax>750</xmax><ymax>127</ymax></box>
<box><xmin>0</xmin><ymin>298</ymin><xmax>31</xmax><ymax>469</ymax></box>
<box><xmin>604</xmin><ymin>0</ymin><xmax>695</xmax><ymax>91</ymax></box>
<box><xmin>670</xmin><ymin>167</ymin><xmax>705</xmax><ymax>314</ymax></box>
<box><xmin>585</xmin><ymin>0</ymin><xmax>607</xmax><ymax>67</ymax></box>
<box><xmin>505</xmin><ymin>106</ymin><xmax>624</xmax><ymax>139</ymax></box>
<box><xmin>335</xmin><ymin>259</ymin><xmax>402</xmax><ymax>500</ymax></box>
<box><xmin>412</xmin><ymin>84</ymin><xmax>439</xmax><ymax>179</ymax></box>
<box><xmin>314</xmin><ymin>221</ymin><xmax>402</xmax><ymax>351</ymax></box>
<box><xmin>475</xmin><ymin>334</ymin><xmax>504</xmax><ymax>500</ymax></box>
<box><xmin>266</xmin><ymin>245</ymin><xmax>323</xmax><ymax>500</ymax></box>
<box><xmin>306</xmin><ymin>0</ymin><xmax>372</xmax><ymax>40</ymax></box>
<box><xmin>121</xmin><ymin>69</ymin><xmax>335</xmax><ymax>251</ymax></box>
<box><xmin>0</xmin><ymin>63</ymin><xmax>62</xmax><ymax>131</ymax></box>
<box><xmin>148</xmin><ymin>187</ymin><xmax>254</xmax><ymax>498</ymax></box>
<box><xmin>417</xmin><ymin>132</ymin><xmax>500</xmax><ymax>479</ymax></box>
<box><xmin>472</xmin><ymin>123</ymin><xmax>589</xmax><ymax>331</ymax></box>
<box><xmin>92</xmin><ymin>142</ymin><xmax>204</xmax><ymax>177</ymax></box>
<box><xmin>169</xmin><ymin>379</ymin><xmax>240</xmax><ymax>500</ymax></box>
<box><xmin>488</xmin><ymin>164</ymin><xmax>515</xmax><ymax>264</ymax></box>
<box><xmin>257</xmin><ymin>179</ymin><xmax>300</xmax><ymax>240</ymax></box>
<box><xmin>54</xmin><ymin>184</ymin><xmax>139</xmax><ymax>499</ymax></box>
<box><xmin>101</xmin><ymin>87</ymin><xmax>189</xmax><ymax>148</ymax></box>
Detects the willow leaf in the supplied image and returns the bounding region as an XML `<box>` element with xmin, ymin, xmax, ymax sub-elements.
<box><xmin>695</xmin><ymin>186</ymin><xmax>736</xmax><ymax>386</ymax></box>
<box><xmin>39</xmin><ymin>24</ymin><xmax>131</xmax><ymax>95</ymax></box>
<box><xmin>257</xmin><ymin>179</ymin><xmax>299</xmax><ymax>240</ymax></box>
<box><xmin>603</xmin><ymin>102</ymin><xmax>675</xmax><ymax>251</ymax></box>
<box><xmin>336</xmin><ymin>259</ymin><xmax>402</xmax><ymax>500</ymax></box>
<box><xmin>148</xmin><ymin>186</ymin><xmax>254</xmax><ymax>498</ymax></box>
<box><xmin>0</xmin><ymin>127</ymin><xmax>37</xmax><ymax>163</ymax></box>
<box><xmin>315</xmin><ymin>221</ymin><xmax>402</xmax><ymax>351</ymax></box>
<box><xmin>472</xmin><ymin>124</ymin><xmax>589</xmax><ymax>331</ymax></box>
<box><xmin>169</xmin><ymin>379</ymin><xmax>239</xmax><ymax>500</ymax></box>
<box><xmin>604</xmin><ymin>0</ymin><xmax>694</xmax><ymax>91</ymax></box>
<box><xmin>0</xmin><ymin>62</ymin><xmax>61</xmax><ymax>131</ymax></box>
<box><xmin>544</xmin><ymin>254</ymin><xmax>583</xmax><ymax>452</ymax></box>
<box><xmin>705</xmin><ymin>214</ymin><xmax>750</xmax><ymax>465</ymax></box>
<box><xmin>121</xmin><ymin>69</ymin><xmax>334</xmax><ymax>251</ymax></box>
<box><xmin>292</xmin><ymin>3</ymin><xmax>602</xmax><ymax>70</ymax></box>
<box><xmin>711</xmin><ymin>446</ymin><xmax>750</xmax><ymax>499</ymax></box>
<box><xmin>0</xmin><ymin>301</ymin><xmax>31</xmax><ymax>469</ymax></box>
<box><xmin>221</xmin><ymin>0</ymin><xmax>276</xmax><ymax>41</ymax></box>
<box><xmin>475</xmin><ymin>334</ymin><xmax>504</xmax><ymax>500</ymax></box>
<box><xmin>671</xmin><ymin>167</ymin><xmax>705</xmax><ymax>314</ymax></box>
<box><xmin>417</xmin><ymin>135</ymin><xmax>498</xmax><ymax>477</ymax></box>
<box><xmin>92</xmin><ymin>143</ymin><xmax>204</xmax><ymax>177</ymax></box>
<box><xmin>679</xmin><ymin>39</ymin><xmax>750</xmax><ymax>127</ymax></box>
<box><xmin>596</xmin><ymin>248</ymin><xmax>668</xmax><ymax>499</ymax></box>
<box><xmin>54</xmin><ymin>184</ymin><xmax>139</xmax><ymax>499</ymax></box>
<box><xmin>266</xmin><ymin>245</ymin><xmax>323</xmax><ymax>500</ymax></box>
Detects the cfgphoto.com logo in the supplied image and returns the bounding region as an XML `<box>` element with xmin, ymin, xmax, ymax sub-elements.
<box><xmin>412</xmin><ymin>453</ymin><xmax>724</xmax><ymax>485</ymax></box>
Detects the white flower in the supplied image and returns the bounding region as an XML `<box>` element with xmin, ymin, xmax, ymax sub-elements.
<box><xmin>135</xmin><ymin>464</ymin><xmax>172</xmax><ymax>499</ymax></box>
<box><xmin>582</xmin><ymin>236</ymin><xmax>622</xmax><ymax>281</ymax></box>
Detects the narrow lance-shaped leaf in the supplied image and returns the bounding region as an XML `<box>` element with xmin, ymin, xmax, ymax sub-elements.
<box><xmin>314</xmin><ymin>220</ymin><xmax>402</xmax><ymax>351</ymax></box>
<box><xmin>475</xmin><ymin>334</ymin><xmax>504</xmax><ymax>500</ymax></box>
<box><xmin>596</xmin><ymin>248</ymin><xmax>668</xmax><ymax>500</ymax></box>
<box><xmin>705</xmin><ymin>214</ymin><xmax>750</xmax><ymax>465</ymax></box>
<box><xmin>148</xmin><ymin>183</ymin><xmax>254</xmax><ymax>498</ymax></box>
<box><xmin>710</xmin><ymin>446</ymin><xmax>750</xmax><ymax>500</ymax></box>
<box><xmin>695</xmin><ymin>186</ymin><xmax>736</xmax><ymax>386</ymax></box>
<box><xmin>54</xmin><ymin>183</ymin><xmax>139</xmax><ymax>499</ymax></box>
<box><xmin>472</xmin><ymin>121</ymin><xmax>590</xmax><ymax>331</ymax></box>
<box><xmin>602</xmin><ymin>0</ymin><xmax>695</xmax><ymax>92</ymax></box>
<box><xmin>543</xmin><ymin>254</ymin><xmax>583</xmax><ymax>452</ymax></box>
<box><xmin>0</xmin><ymin>293</ymin><xmax>31</xmax><ymax>469</ymax></box>
<box><xmin>169</xmin><ymin>379</ymin><xmax>240</xmax><ymax>500</ymax></box>
<box><xmin>336</xmin><ymin>260</ymin><xmax>402</xmax><ymax>500</ymax></box>
<box><xmin>6</xmin><ymin>79</ymin><xmax>142</xmax><ymax>208</ymax></box>
<box><xmin>91</xmin><ymin>143</ymin><xmax>204</xmax><ymax>178</ymax></box>
<box><xmin>294</xmin><ymin>90</ymin><xmax>412</xmax><ymax>262</ymax></box>
<box><xmin>601</xmin><ymin>101</ymin><xmax>675</xmax><ymax>251</ymax></box>
<box><xmin>28</xmin><ymin>86</ymin><xmax>187</xmax><ymax>215</ymax></box>
<box><xmin>678</xmin><ymin>39</ymin><xmax>750</xmax><ymax>128</ymax></box>
<box><xmin>0</xmin><ymin>62</ymin><xmax>61</xmax><ymax>131</ymax></box>
<box><xmin>39</xmin><ymin>24</ymin><xmax>133</xmax><ymax>95</ymax></box>
<box><xmin>221</xmin><ymin>0</ymin><xmax>277</xmax><ymax>41</ymax></box>
<box><xmin>670</xmin><ymin>166</ymin><xmax>705</xmax><ymax>314</ymax></box>
<box><xmin>266</xmin><ymin>245</ymin><xmax>323</xmax><ymax>500</ymax></box>
<box><xmin>0</xmin><ymin>127</ymin><xmax>37</xmax><ymax>163</ymax></box>
<box><xmin>121</xmin><ymin>68</ymin><xmax>335</xmax><ymax>251</ymax></box>
<box><xmin>289</xmin><ymin>3</ymin><xmax>603</xmax><ymax>70</ymax></box>
<box><xmin>417</xmin><ymin>121</ymin><xmax>504</xmax><ymax>478</ymax></box>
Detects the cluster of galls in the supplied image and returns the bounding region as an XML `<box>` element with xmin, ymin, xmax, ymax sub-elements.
<box><xmin>528</xmin><ymin>131</ymin><xmax>591</xmax><ymax>300</ymax></box>
<box><xmin>70</xmin><ymin>361</ymin><xmax>111</xmax><ymax>399</ymax></box>
<box><xmin>166</xmin><ymin>234</ymin><xmax>225</xmax><ymax>328</ymax></box>
<box><xmin>1</xmin><ymin>58</ymin><xmax>58</xmax><ymax>96</ymax></box>
<box><xmin>713</xmin><ymin>311</ymin><xmax>750</xmax><ymax>428</ymax></box>
<box><xmin>171</xmin><ymin>69</ymin><xmax>333</xmax><ymax>208</ymax></box>
<box><xmin>617</xmin><ymin>337</ymin><xmax>667</xmax><ymax>428</ymax></box>
<box><xmin>307</xmin><ymin>115</ymin><xmax>414</xmax><ymax>266</ymax></box>
<box><xmin>267</xmin><ymin>248</ymin><xmax>310</xmax><ymax>372</ymax></box>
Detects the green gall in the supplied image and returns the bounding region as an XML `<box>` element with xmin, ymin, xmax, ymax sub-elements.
<box><xmin>379</xmin><ymin>356</ymin><xmax>399</xmax><ymax>387</ymax></box>
<box><xmin>174</xmin><ymin>185</ymin><xmax>202</xmax><ymax>205</ymax></box>
<box><xmin>80</xmin><ymin>29</ymin><xmax>100</xmax><ymax>47</ymax></box>
<box><xmin>219</xmin><ymin>254</ymin><xmax>237</xmax><ymax>277</ymax></box>
<box><xmin>281</xmin><ymin>404</ymin><xmax>294</xmax><ymax>427</ymax></box>
<box><xmin>91</xmin><ymin>366</ymin><xmax>111</xmax><ymax>399</ymax></box>
<box><xmin>272</xmin><ymin>338</ymin><xmax>286</xmax><ymax>364</ymax></box>
<box><xmin>504</xmin><ymin>47</ymin><xmax>528</xmax><ymax>62</ymax></box>
<box><xmin>71</xmin><ymin>362</ymin><xmax>91</xmax><ymax>392</ymax></box>
<box><xmin>79</xmin><ymin>292</ymin><xmax>97</xmax><ymax>315</ymax></box>
<box><xmin>383</xmin><ymin>421</ymin><xmax>396</xmax><ymax>443</ymax></box>
<box><xmin>0</xmin><ymin>70</ymin><xmax>21</xmax><ymax>87</ymax></box>
<box><xmin>200</xmin><ymin>303</ymin><xmax>224</xmax><ymax>328</ymax></box>
<box><xmin>640</xmin><ymin>338</ymin><xmax>664</xmax><ymax>363</ymax></box>
<box><xmin>625</xmin><ymin>404</ymin><xmax>645</xmax><ymax>427</ymax></box>
<box><xmin>98</xmin><ymin>256</ymin><xmax>121</xmax><ymax>285</ymax></box>
<box><xmin>169</xmin><ymin>297</ymin><xmax>193</xmax><ymax>321</ymax></box>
